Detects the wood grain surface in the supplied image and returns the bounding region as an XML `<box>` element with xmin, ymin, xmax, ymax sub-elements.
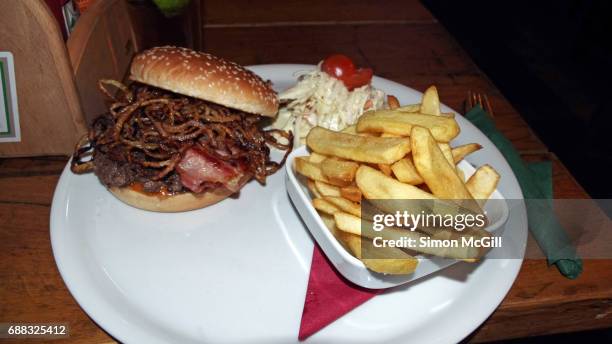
<box><xmin>0</xmin><ymin>0</ymin><xmax>87</xmax><ymax>157</ymax></box>
<box><xmin>0</xmin><ymin>1</ymin><xmax>610</xmax><ymax>342</ymax></box>
<box><xmin>68</xmin><ymin>0</ymin><xmax>140</xmax><ymax>124</ymax></box>
<box><xmin>202</xmin><ymin>0</ymin><xmax>435</xmax><ymax>25</ymax></box>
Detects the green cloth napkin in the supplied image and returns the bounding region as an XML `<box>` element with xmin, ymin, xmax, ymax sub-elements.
<box><xmin>466</xmin><ymin>105</ymin><xmax>582</xmax><ymax>279</ymax></box>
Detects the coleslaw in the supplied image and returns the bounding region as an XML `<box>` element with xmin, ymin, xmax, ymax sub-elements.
<box><xmin>272</xmin><ymin>65</ymin><xmax>387</xmax><ymax>146</ymax></box>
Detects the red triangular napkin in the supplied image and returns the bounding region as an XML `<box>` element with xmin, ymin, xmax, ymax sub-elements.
<box><xmin>298</xmin><ymin>245</ymin><xmax>382</xmax><ymax>340</ymax></box>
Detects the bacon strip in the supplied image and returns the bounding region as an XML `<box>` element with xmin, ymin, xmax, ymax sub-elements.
<box><xmin>176</xmin><ymin>148</ymin><xmax>245</xmax><ymax>193</ymax></box>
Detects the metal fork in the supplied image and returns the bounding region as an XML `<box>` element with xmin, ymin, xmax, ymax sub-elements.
<box><xmin>466</xmin><ymin>90</ymin><xmax>551</xmax><ymax>156</ymax></box>
<box><xmin>466</xmin><ymin>90</ymin><xmax>495</xmax><ymax>117</ymax></box>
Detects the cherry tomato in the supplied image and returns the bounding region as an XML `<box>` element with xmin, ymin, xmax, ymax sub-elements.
<box><xmin>321</xmin><ymin>54</ymin><xmax>373</xmax><ymax>90</ymax></box>
<box><xmin>344</xmin><ymin>68</ymin><xmax>373</xmax><ymax>90</ymax></box>
<box><xmin>321</xmin><ymin>54</ymin><xmax>355</xmax><ymax>81</ymax></box>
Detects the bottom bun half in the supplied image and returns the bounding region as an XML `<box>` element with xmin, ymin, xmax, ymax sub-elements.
<box><xmin>109</xmin><ymin>178</ymin><xmax>249</xmax><ymax>212</ymax></box>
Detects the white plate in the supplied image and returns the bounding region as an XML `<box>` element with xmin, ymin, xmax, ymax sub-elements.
<box><xmin>51</xmin><ymin>64</ymin><xmax>527</xmax><ymax>344</ymax></box>
<box><xmin>286</xmin><ymin>145</ymin><xmax>510</xmax><ymax>289</ymax></box>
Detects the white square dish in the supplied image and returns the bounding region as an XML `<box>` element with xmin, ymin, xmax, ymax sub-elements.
<box><xmin>285</xmin><ymin>145</ymin><xmax>509</xmax><ymax>289</ymax></box>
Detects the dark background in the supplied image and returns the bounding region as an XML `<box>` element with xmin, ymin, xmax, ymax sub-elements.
<box><xmin>426</xmin><ymin>1</ymin><xmax>612</xmax><ymax>342</ymax></box>
<box><xmin>424</xmin><ymin>0</ymin><xmax>612</xmax><ymax>199</ymax></box>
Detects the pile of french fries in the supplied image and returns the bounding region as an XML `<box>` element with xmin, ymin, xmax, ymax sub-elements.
<box><xmin>294</xmin><ymin>86</ymin><xmax>501</xmax><ymax>275</ymax></box>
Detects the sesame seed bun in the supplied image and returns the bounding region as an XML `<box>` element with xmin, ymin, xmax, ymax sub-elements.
<box><xmin>109</xmin><ymin>175</ymin><xmax>250</xmax><ymax>212</ymax></box>
<box><xmin>129</xmin><ymin>46</ymin><xmax>278</xmax><ymax>117</ymax></box>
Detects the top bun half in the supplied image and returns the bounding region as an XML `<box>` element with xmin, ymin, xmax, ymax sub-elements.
<box><xmin>129</xmin><ymin>46</ymin><xmax>278</xmax><ymax>117</ymax></box>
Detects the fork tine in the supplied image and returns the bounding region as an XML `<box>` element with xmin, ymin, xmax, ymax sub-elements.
<box><xmin>483</xmin><ymin>94</ymin><xmax>494</xmax><ymax>117</ymax></box>
<box><xmin>466</xmin><ymin>90</ymin><xmax>495</xmax><ymax>117</ymax></box>
<box><xmin>467</xmin><ymin>91</ymin><xmax>473</xmax><ymax>110</ymax></box>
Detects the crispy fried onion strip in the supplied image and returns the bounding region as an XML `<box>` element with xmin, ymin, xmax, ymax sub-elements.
<box><xmin>71</xmin><ymin>80</ymin><xmax>293</xmax><ymax>186</ymax></box>
<box><xmin>98</xmin><ymin>79</ymin><xmax>133</xmax><ymax>103</ymax></box>
<box><xmin>70</xmin><ymin>134</ymin><xmax>94</xmax><ymax>174</ymax></box>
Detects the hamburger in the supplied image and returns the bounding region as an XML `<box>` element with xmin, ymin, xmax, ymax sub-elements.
<box><xmin>71</xmin><ymin>46</ymin><xmax>293</xmax><ymax>212</ymax></box>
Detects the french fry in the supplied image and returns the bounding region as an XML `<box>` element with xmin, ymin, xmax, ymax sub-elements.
<box><xmin>324</xmin><ymin>196</ymin><xmax>361</xmax><ymax>217</ymax></box>
<box><xmin>466</xmin><ymin>164</ymin><xmax>500</xmax><ymax>207</ymax></box>
<box><xmin>314</xmin><ymin>180</ymin><xmax>342</xmax><ymax>197</ymax></box>
<box><xmin>307</xmin><ymin>127</ymin><xmax>411</xmax><ymax>164</ymax></box>
<box><xmin>336</xmin><ymin>231</ymin><xmax>360</xmax><ymax>254</ymax></box>
<box><xmin>309</xmin><ymin>152</ymin><xmax>328</xmax><ymax>163</ymax></box>
<box><xmin>337</xmin><ymin>231</ymin><xmax>418</xmax><ymax>275</ymax></box>
<box><xmin>420</xmin><ymin>85</ymin><xmax>441</xmax><ymax>116</ymax></box>
<box><xmin>391</xmin><ymin>157</ymin><xmax>424</xmax><ymax>185</ymax></box>
<box><xmin>342</xmin><ymin>124</ymin><xmax>375</xmax><ymax>137</ymax></box>
<box><xmin>312</xmin><ymin>198</ymin><xmax>340</xmax><ymax>215</ymax></box>
<box><xmin>295</xmin><ymin>157</ymin><xmax>328</xmax><ymax>182</ymax></box>
<box><xmin>357</xmin><ymin>110</ymin><xmax>460</xmax><ymax>142</ymax></box>
<box><xmin>341</xmin><ymin>125</ymin><xmax>358</xmax><ymax>135</ymax></box>
<box><xmin>436</xmin><ymin>143</ymin><xmax>464</xmax><ymax>179</ymax></box>
<box><xmin>456</xmin><ymin>168</ymin><xmax>466</xmax><ymax>182</ymax></box>
<box><xmin>333</xmin><ymin>212</ymin><xmax>362</xmax><ymax>236</ymax></box>
<box><xmin>397</xmin><ymin>103</ymin><xmax>420</xmax><ymax>112</ymax></box>
<box><xmin>380</xmin><ymin>132</ymin><xmax>402</xmax><ymax>138</ymax></box>
<box><xmin>437</xmin><ymin>143</ymin><xmax>454</xmax><ymax>167</ymax></box>
<box><xmin>320</xmin><ymin>157</ymin><xmax>360</xmax><ymax>186</ymax></box>
<box><xmin>387</xmin><ymin>95</ymin><xmax>400</xmax><ymax>110</ymax></box>
<box><xmin>410</xmin><ymin>126</ymin><xmax>479</xmax><ymax>211</ymax></box>
<box><xmin>307</xmin><ymin>179</ymin><xmax>322</xmax><ymax>198</ymax></box>
<box><xmin>318</xmin><ymin>212</ymin><xmax>337</xmax><ymax>234</ymax></box>
<box><xmin>452</xmin><ymin>143</ymin><xmax>482</xmax><ymax>163</ymax></box>
<box><xmin>340</xmin><ymin>185</ymin><xmax>362</xmax><ymax>202</ymax></box>
<box><xmin>356</xmin><ymin>165</ymin><xmax>436</xmax><ymax>200</ymax></box>
<box><xmin>295</xmin><ymin>157</ymin><xmax>344</xmax><ymax>186</ymax></box>
<box><xmin>317</xmin><ymin>213</ymin><xmax>346</xmax><ymax>245</ymax></box>
<box><xmin>399</xmin><ymin>101</ymin><xmax>454</xmax><ymax>117</ymax></box>
<box><xmin>378</xmin><ymin>163</ymin><xmax>393</xmax><ymax>176</ymax></box>
<box><xmin>362</xmin><ymin>256</ymin><xmax>418</xmax><ymax>274</ymax></box>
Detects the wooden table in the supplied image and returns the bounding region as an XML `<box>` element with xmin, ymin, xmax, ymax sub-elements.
<box><xmin>1</xmin><ymin>1</ymin><xmax>610</xmax><ymax>342</ymax></box>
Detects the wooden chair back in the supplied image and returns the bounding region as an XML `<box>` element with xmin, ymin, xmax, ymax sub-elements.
<box><xmin>0</xmin><ymin>0</ymin><xmax>86</xmax><ymax>157</ymax></box>
<box><xmin>68</xmin><ymin>0</ymin><xmax>140</xmax><ymax>124</ymax></box>
<box><xmin>0</xmin><ymin>0</ymin><xmax>139</xmax><ymax>157</ymax></box>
